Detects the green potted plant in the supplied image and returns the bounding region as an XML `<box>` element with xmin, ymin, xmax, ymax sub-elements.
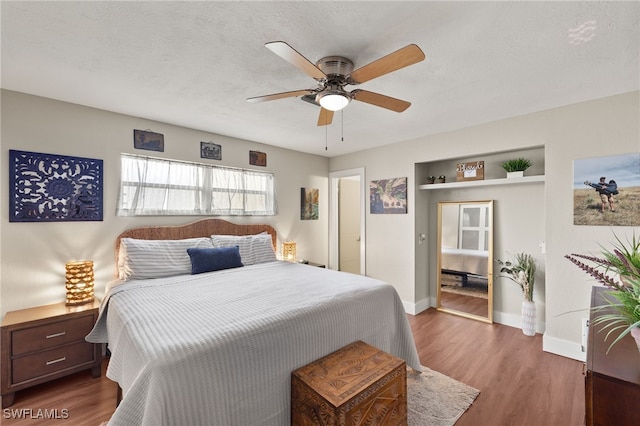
<box><xmin>496</xmin><ymin>252</ymin><xmax>537</xmax><ymax>336</ymax></box>
<box><xmin>501</xmin><ymin>157</ymin><xmax>532</xmax><ymax>178</ymax></box>
<box><xmin>426</xmin><ymin>175</ymin><xmax>436</xmax><ymax>184</ymax></box>
<box><xmin>565</xmin><ymin>233</ymin><xmax>640</xmax><ymax>353</ymax></box>
<box><xmin>437</xmin><ymin>175</ymin><xmax>446</xmax><ymax>183</ymax></box>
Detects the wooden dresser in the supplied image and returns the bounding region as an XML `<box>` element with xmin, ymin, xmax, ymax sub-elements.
<box><xmin>1</xmin><ymin>301</ymin><xmax>102</xmax><ymax>408</ymax></box>
<box><xmin>291</xmin><ymin>340</ymin><xmax>407</xmax><ymax>426</ymax></box>
<box><xmin>585</xmin><ymin>287</ymin><xmax>640</xmax><ymax>426</ymax></box>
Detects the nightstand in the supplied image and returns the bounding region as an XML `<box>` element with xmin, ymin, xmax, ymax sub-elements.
<box><xmin>298</xmin><ymin>260</ymin><xmax>326</xmax><ymax>268</ymax></box>
<box><xmin>1</xmin><ymin>301</ymin><xmax>102</xmax><ymax>408</ymax></box>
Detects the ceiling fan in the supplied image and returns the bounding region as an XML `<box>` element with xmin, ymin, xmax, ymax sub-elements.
<box><xmin>247</xmin><ymin>41</ymin><xmax>425</xmax><ymax>126</ymax></box>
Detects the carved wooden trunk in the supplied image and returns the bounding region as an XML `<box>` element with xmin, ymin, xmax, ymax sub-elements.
<box><xmin>291</xmin><ymin>340</ymin><xmax>407</xmax><ymax>426</ymax></box>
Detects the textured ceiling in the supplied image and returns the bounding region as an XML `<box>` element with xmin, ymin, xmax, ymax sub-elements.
<box><xmin>2</xmin><ymin>1</ymin><xmax>638</xmax><ymax>157</ymax></box>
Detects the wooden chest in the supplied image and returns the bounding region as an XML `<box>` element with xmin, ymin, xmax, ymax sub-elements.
<box><xmin>291</xmin><ymin>340</ymin><xmax>407</xmax><ymax>426</ymax></box>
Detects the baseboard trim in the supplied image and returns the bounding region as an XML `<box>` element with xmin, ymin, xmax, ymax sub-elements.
<box><xmin>542</xmin><ymin>333</ymin><xmax>586</xmax><ymax>362</ymax></box>
<box><xmin>402</xmin><ymin>300</ymin><xmax>587</xmax><ymax>361</ymax></box>
<box><xmin>402</xmin><ymin>297</ymin><xmax>431</xmax><ymax>315</ymax></box>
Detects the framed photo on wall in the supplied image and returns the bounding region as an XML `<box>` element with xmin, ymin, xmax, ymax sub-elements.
<box><xmin>370</xmin><ymin>177</ymin><xmax>407</xmax><ymax>214</ymax></box>
<box><xmin>301</xmin><ymin>188</ymin><xmax>319</xmax><ymax>220</ymax></box>
<box><xmin>250</xmin><ymin>150</ymin><xmax>267</xmax><ymax>167</ymax></box>
<box><xmin>200</xmin><ymin>141</ymin><xmax>222</xmax><ymax>160</ymax></box>
<box><xmin>133</xmin><ymin>129</ymin><xmax>164</xmax><ymax>152</ymax></box>
<box><xmin>572</xmin><ymin>152</ymin><xmax>640</xmax><ymax>226</ymax></box>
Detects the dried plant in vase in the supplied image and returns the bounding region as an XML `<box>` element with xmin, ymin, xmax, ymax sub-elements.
<box><xmin>497</xmin><ymin>252</ymin><xmax>537</xmax><ymax>336</ymax></box>
<box><xmin>496</xmin><ymin>252</ymin><xmax>536</xmax><ymax>302</ymax></box>
<box><xmin>565</xmin><ymin>233</ymin><xmax>640</xmax><ymax>352</ymax></box>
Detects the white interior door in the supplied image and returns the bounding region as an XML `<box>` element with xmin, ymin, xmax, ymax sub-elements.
<box><xmin>329</xmin><ymin>168</ymin><xmax>365</xmax><ymax>274</ymax></box>
<box><xmin>338</xmin><ymin>177</ymin><xmax>361</xmax><ymax>273</ymax></box>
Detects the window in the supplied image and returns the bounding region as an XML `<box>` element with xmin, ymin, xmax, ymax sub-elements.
<box><xmin>117</xmin><ymin>154</ymin><xmax>276</xmax><ymax>216</ymax></box>
<box><xmin>458</xmin><ymin>204</ymin><xmax>490</xmax><ymax>251</ymax></box>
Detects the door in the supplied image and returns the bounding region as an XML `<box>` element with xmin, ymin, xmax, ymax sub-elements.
<box><xmin>338</xmin><ymin>177</ymin><xmax>361</xmax><ymax>273</ymax></box>
<box><xmin>329</xmin><ymin>168</ymin><xmax>365</xmax><ymax>274</ymax></box>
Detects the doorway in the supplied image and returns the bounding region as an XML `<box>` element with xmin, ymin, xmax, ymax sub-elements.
<box><xmin>329</xmin><ymin>168</ymin><xmax>365</xmax><ymax>274</ymax></box>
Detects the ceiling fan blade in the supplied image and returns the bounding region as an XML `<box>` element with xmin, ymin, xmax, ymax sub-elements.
<box><xmin>317</xmin><ymin>108</ymin><xmax>334</xmax><ymax>126</ymax></box>
<box><xmin>348</xmin><ymin>44</ymin><xmax>425</xmax><ymax>85</ymax></box>
<box><xmin>265</xmin><ymin>41</ymin><xmax>326</xmax><ymax>81</ymax></box>
<box><xmin>246</xmin><ymin>89</ymin><xmax>314</xmax><ymax>103</ymax></box>
<box><xmin>352</xmin><ymin>89</ymin><xmax>411</xmax><ymax>112</ymax></box>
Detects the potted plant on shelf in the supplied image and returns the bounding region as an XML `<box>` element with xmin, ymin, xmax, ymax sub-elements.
<box><xmin>565</xmin><ymin>233</ymin><xmax>640</xmax><ymax>353</ymax></box>
<box><xmin>426</xmin><ymin>175</ymin><xmax>436</xmax><ymax>184</ymax></box>
<box><xmin>496</xmin><ymin>252</ymin><xmax>537</xmax><ymax>336</ymax></box>
<box><xmin>501</xmin><ymin>157</ymin><xmax>532</xmax><ymax>178</ymax></box>
<box><xmin>438</xmin><ymin>175</ymin><xmax>446</xmax><ymax>183</ymax></box>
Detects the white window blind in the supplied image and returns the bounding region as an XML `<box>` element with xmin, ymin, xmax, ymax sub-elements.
<box><xmin>117</xmin><ymin>154</ymin><xmax>276</xmax><ymax>216</ymax></box>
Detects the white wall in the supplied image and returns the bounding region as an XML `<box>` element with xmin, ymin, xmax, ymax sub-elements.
<box><xmin>0</xmin><ymin>90</ymin><xmax>329</xmax><ymax>316</ymax></box>
<box><xmin>2</xmin><ymin>90</ymin><xmax>637</xmax><ymax>360</ymax></box>
<box><xmin>330</xmin><ymin>91</ymin><xmax>639</xmax><ymax>360</ymax></box>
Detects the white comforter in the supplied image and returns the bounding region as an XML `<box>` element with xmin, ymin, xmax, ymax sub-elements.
<box><xmin>86</xmin><ymin>261</ymin><xmax>421</xmax><ymax>426</ymax></box>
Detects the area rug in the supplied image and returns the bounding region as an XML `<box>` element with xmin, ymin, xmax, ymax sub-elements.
<box><xmin>441</xmin><ymin>285</ymin><xmax>488</xmax><ymax>299</ymax></box>
<box><xmin>408</xmin><ymin>366</ymin><xmax>480</xmax><ymax>426</ymax></box>
<box><xmin>100</xmin><ymin>367</ymin><xmax>478</xmax><ymax>426</ymax></box>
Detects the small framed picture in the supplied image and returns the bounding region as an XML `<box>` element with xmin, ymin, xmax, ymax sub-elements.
<box><xmin>250</xmin><ymin>150</ymin><xmax>267</xmax><ymax>167</ymax></box>
<box><xmin>301</xmin><ymin>188</ymin><xmax>319</xmax><ymax>220</ymax></box>
<box><xmin>133</xmin><ymin>129</ymin><xmax>164</xmax><ymax>152</ymax></box>
<box><xmin>456</xmin><ymin>161</ymin><xmax>485</xmax><ymax>182</ymax></box>
<box><xmin>200</xmin><ymin>141</ymin><xmax>222</xmax><ymax>160</ymax></box>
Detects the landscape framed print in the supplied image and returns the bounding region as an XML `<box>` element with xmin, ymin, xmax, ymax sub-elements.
<box><xmin>572</xmin><ymin>152</ymin><xmax>639</xmax><ymax>226</ymax></box>
<box><xmin>134</xmin><ymin>129</ymin><xmax>164</xmax><ymax>152</ymax></box>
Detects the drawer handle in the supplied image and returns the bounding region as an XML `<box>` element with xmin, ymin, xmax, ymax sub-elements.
<box><xmin>45</xmin><ymin>332</ymin><xmax>66</xmax><ymax>339</ymax></box>
<box><xmin>46</xmin><ymin>357</ymin><xmax>67</xmax><ymax>366</ymax></box>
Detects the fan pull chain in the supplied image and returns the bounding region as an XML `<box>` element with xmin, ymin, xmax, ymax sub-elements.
<box><xmin>325</xmin><ymin>120</ymin><xmax>328</xmax><ymax>151</ymax></box>
<box><xmin>341</xmin><ymin>110</ymin><xmax>344</xmax><ymax>142</ymax></box>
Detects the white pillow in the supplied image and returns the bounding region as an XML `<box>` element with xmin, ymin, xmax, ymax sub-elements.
<box><xmin>210</xmin><ymin>233</ymin><xmax>276</xmax><ymax>265</ymax></box>
<box><xmin>252</xmin><ymin>233</ymin><xmax>277</xmax><ymax>264</ymax></box>
<box><xmin>118</xmin><ymin>237</ymin><xmax>214</xmax><ymax>280</ymax></box>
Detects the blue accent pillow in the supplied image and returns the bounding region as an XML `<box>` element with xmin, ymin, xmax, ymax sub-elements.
<box><xmin>187</xmin><ymin>246</ymin><xmax>243</xmax><ymax>275</ymax></box>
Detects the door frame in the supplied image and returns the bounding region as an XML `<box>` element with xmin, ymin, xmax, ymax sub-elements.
<box><xmin>329</xmin><ymin>167</ymin><xmax>366</xmax><ymax>273</ymax></box>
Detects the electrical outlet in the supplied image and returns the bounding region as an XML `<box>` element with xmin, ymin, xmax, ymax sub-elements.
<box><xmin>581</xmin><ymin>318</ymin><xmax>590</xmax><ymax>352</ymax></box>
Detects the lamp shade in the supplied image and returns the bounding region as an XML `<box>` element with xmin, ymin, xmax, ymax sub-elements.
<box><xmin>317</xmin><ymin>91</ymin><xmax>350</xmax><ymax>111</ymax></box>
<box><xmin>282</xmin><ymin>241</ymin><xmax>297</xmax><ymax>262</ymax></box>
<box><xmin>65</xmin><ymin>260</ymin><xmax>94</xmax><ymax>305</ymax></box>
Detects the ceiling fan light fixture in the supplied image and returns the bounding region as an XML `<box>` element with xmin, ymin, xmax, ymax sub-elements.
<box><xmin>317</xmin><ymin>91</ymin><xmax>350</xmax><ymax>111</ymax></box>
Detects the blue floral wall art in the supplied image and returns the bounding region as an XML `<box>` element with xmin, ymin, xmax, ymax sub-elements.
<box><xmin>9</xmin><ymin>150</ymin><xmax>103</xmax><ymax>222</ymax></box>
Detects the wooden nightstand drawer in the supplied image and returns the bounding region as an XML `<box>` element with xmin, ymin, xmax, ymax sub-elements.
<box><xmin>1</xmin><ymin>301</ymin><xmax>102</xmax><ymax>408</ymax></box>
<box><xmin>12</xmin><ymin>341</ymin><xmax>95</xmax><ymax>384</ymax></box>
<box><xmin>11</xmin><ymin>315</ymin><xmax>95</xmax><ymax>356</ymax></box>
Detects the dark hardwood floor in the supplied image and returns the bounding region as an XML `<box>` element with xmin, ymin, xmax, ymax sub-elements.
<box><xmin>440</xmin><ymin>290</ymin><xmax>489</xmax><ymax>317</ymax></box>
<box><xmin>408</xmin><ymin>308</ymin><xmax>585</xmax><ymax>426</ymax></box>
<box><xmin>2</xmin><ymin>308</ymin><xmax>585</xmax><ymax>425</ymax></box>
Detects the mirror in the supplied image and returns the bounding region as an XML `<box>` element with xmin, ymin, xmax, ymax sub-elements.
<box><xmin>436</xmin><ymin>200</ymin><xmax>493</xmax><ymax>323</ymax></box>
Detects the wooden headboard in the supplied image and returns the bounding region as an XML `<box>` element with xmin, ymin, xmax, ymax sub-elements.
<box><xmin>115</xmin><ymin>218</ymin><xmax>277</xmax><ymax>274</ymax></box>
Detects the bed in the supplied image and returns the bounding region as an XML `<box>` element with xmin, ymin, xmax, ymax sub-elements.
<box><xmin>86</xmin><ymin>219</ymin><xmax>421</xmax><ymax>425</ymax></box>
<box><xmin>440</xmin><ymin>247</ymin><xmax>489</xmax><ymax>286</ymax></box>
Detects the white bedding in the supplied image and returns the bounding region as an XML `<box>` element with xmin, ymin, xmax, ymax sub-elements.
<box><xmin>86</xmin><ymin>261</ymin><xmax>421</xmax><ymax>425</ymax></box>
<box><xmin>441</xmin><ymin>247</ymin><xmax>489</xmax><ymax>277</ymax></box>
